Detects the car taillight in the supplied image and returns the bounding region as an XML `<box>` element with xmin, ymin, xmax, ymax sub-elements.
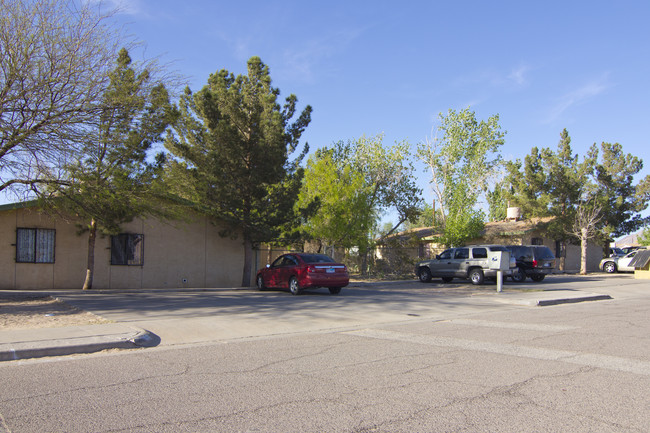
<box><xmin>533</xmin><ymin>259</ymin><xmax>538</xmax><ymax>267</ymax></box>
<box><xmin>307</xmin><ymin>265</ymin><xmax>316</xmax><ymax>273</ymax></box>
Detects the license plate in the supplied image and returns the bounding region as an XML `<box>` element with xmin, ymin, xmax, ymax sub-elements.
<box><xmin>326</xmin><ymin>267</ymin><xmax>335</xmax><ymax>273</ymax></box>
<box><xmin>544</xmin><ymin>263</ymin><xmax>550</xmax><ymax>267</ymax></box>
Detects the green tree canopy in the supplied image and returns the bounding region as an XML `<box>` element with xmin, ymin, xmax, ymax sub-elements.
<box><xmin>588</xmin><ymin>141</ymin><xmax>650</xmax><ymax>240</ymax></box>
<box><xmin>49</xmin><ymin>48</ymin><xmax>175</xmax><ymax>289</ymax></box>
<box><xmin>165</xmin><ymin>56</ymin><xmax>312</xmax><ymax>286</ymax></box>
<box><xmin>298</xmin><ymin>134</ymin><xmax>421</xmax><ymax>271</ymax></box>
<box><xmin>417</xmin><ymin>108</ymin><xmax>505</xmax><ymax>246</ymax></box>
<box><xmin>506</xmin><ymin>131</ymin><xmax>650</xmax><ymax>243</ymax></box>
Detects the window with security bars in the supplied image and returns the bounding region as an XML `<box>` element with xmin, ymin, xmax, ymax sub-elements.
<box><xmin>110</xmin><ymin>234</ymin><xmax>144</xmax><ymax>266</ymax></box>
<box><xmin>16</xmin><ymin>228</ymin><xmax>56</xmax><ymax>263</ymax></box>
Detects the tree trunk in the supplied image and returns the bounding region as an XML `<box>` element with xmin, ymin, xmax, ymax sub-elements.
<box><xmin>241</xmin><ymin>236</ymin><xmax>253</xmax><ymax>287</ymax></box>
<box><xmin>83</xmin><ymin>218</ymin><xmax>97</xmax><ymax>290</ymax></box>
<box><xmin>580</xmin><ymin>228</ymin><xmax>588</xmax><ymax>275</ymax></box>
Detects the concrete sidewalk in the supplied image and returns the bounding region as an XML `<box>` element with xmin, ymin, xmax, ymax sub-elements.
<box><xmin>0</xmin><ymin>288</ymin><xmax>613</xmax><ymax>362</ymax></box>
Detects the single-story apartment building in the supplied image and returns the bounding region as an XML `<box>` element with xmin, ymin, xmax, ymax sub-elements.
<box><xmin>0</xmin><ymin>201</ymin><xmax>252</xmax><ymax>290</ymax></box>
<box><xmin>376</xmin><ymin>215</ymin><xmax>604</xmax><ymax>273</ymax></box>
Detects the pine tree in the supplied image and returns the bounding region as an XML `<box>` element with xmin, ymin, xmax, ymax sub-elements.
<box><xmin>51</xmin><ymin>48</ymin><xmax>175</xmax><ymax>290</ymax></box>
<box><xmin>165</xmin><ymin>57</ymin><xmax>311</xmax><ymax>286</ymax></box>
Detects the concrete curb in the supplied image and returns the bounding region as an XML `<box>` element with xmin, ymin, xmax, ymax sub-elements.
<box><xmin>536</xmin><ymin>294</ymin><xmax>613</xmax><ymax>306</ymax></box>
<box><xmin>0</xmin><ymin>326</ymin><xmax>159</xmax><ymax>362</ymax></box>
<box><xmin>494</xmin><ymin>291</ymin><xmax>613</xmax><ymax>307</ymax></box>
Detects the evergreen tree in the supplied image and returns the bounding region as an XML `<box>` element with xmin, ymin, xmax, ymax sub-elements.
<box><xmin>589</xmin><ymin>142</ymin><xmax>650</xmax><ymax>241</ymax></box>
<box><xmin>165</xmin><ymin>57</ymin><xmax>311</xmax><ymax>286</ymax></box>
<box><xmin>51</xmin><ymin>49</ymin><xmax>175</xmax><ymax>290</ymax></box>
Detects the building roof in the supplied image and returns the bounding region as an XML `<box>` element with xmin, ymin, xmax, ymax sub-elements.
<box><xmin>615</xmin><ymin>231</ymin><xmax>642</xmax><ymax>248</ymax></box>
<box><xmin>0</xmin><ymin>200</ymin><xmax>38</xmax><ymax>212</ymax></box>
<box><xmin>480</xmin><ymin>217</ymin><xmax>554</xmax><ymax>238</ymax></box>
<box><xmin>382</xmin><ymin>217</ymin><xmax>554</xmax><ymax>244</ymax></box>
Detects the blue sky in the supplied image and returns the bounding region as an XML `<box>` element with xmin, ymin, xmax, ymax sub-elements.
<box><xmin>8</xmin><ymin>1</ymin><xmax>650</xmax><ymax>226</ymax></box>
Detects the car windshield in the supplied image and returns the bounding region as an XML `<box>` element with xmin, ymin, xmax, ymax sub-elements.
<box><xmin>300</xmin><ymin>254</ymin><xmax>336</xmax><ymax>263</ymax></box>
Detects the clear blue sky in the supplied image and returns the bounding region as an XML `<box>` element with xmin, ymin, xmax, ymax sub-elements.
<box><xmin>9</xmin><ymin>1</ymin><xmax>650</xmax><ymax>226</ymax></box>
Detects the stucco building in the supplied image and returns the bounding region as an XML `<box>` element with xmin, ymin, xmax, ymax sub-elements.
<box><xmin>0</xmin><ymin>202</ymin><xmax>247</xmax><ymax>290</ymax></box>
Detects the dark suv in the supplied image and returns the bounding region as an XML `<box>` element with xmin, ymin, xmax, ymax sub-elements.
<box><xmin>506</xmin><ymin>245</ymin><xmax>556</xmax><ymax>282</ymax></box>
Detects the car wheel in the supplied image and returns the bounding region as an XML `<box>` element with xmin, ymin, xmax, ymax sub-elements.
<box><xmin>530</xmin><ymin>274</ymin><xmax>546</xmax><ymax>282</ymax></box>
<box><xmin>256</xmin><ymin>275</ymin><xmax>266</xmax><ymax>291</ymax></box>
<box><xmin>329</xmin><ymin>287</ymin><xmax>341</xmax><ymax>294</ymax></box>
<box><xmin>289</xmin><ymin>277</ymin><xmax>302</xmax><ymax>295</ymax></box>
<box><xmin>441</xmin><ymin>277</ymin><xmax>453</xmax><ymax>283</ymax></box>
<box><xmin>418</xmin><ymin>267</ymin><xmax>432</xmax><ymax>283</ymax></box>
<box><xmin>469</xmin><ymin>268</ymin><xmax>484</xmax><ymax>285</ymax></box>
<box><xmin>603</xmin><ymin>261</ymin><xmax>617</xmax><ymax>273</ymax></box>
<box><xmin>511</xmin><ymin>267</ymin><xmax>526</xmax><ymax>282</ymax></box>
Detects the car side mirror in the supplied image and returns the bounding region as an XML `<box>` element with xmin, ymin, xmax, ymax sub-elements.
<box><xmin>435</xmin><ymin>254</ymin><xmax>441</xmax><ymax>260</ymax></box>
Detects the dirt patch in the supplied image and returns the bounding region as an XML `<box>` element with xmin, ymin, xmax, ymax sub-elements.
<box><xmin>0</xmin><ymin>295</ymin><xmax>110</xmax><ymax>330</ymax></box>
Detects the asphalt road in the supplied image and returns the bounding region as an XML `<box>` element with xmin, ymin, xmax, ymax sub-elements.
<box><xmin>1</xmin><ymin>275</ymin><xmax>649</xmax><ymax>432</ymax></box>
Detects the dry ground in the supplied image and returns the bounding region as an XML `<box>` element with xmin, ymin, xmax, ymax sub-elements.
<box><xmin>0</xmin><ymin>294</ymin><xmax>110</xmax><ymax>330</ymax></box>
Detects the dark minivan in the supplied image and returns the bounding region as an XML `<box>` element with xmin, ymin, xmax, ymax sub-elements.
<box><xmin>506</xmin><ymin>245</ymin><xmax>556</xmax><ymax>282</ymax></box>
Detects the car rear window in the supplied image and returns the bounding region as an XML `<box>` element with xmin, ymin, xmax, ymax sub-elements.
<box><xmin>508</xmin><ymin>246</ymin><xmax>533</xmax><ymax>260</ymax></box>
<box><xmin>301</xmin><ymin>254</ymin><xmax>335</xmax><ymax>263</ymax></box>
<box><xmin>533</xmin><ymin>246</ymin><xmax>555</xmax><ymax>259</ymax></box>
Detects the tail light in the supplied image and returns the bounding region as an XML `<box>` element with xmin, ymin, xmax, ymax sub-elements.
<box><xmin>533</xmin><ymin>259</ymin><xmax>538</xmax><ymax>267</ymax></box>
<box><xmin>307</xmin><ymin>265</ymin><xmax>316</xmax><ymax>273</ymax></box>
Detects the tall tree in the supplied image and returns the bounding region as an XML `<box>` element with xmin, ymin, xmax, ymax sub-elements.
<box><xmin>567</xmin><ymin>198</ymin><xmax>602</xmax><ymax>274</ymax></box>
<box><xmin>505</xmin><ymin>130</ymin><xmax>589</xmax><ymax>269</ymax></box>
<box><xmin>298</xmin><ymin>135</ymin><xmax>421</xmax><ymax>273</ymax></box>
<box><xmin>541</xmin><ymin>130</ymin><xmax>588</xmax><ymax>265</ymax></box>
<box><xmin>297</xmin><ymin>147</ymin><xmax>372</xmax><ymax>254</ymax></box>
<box><xmin>487</xmin><ymin>180</ymin><xmax>508</xmax><ymax>222</ymax></box>
<box><xmin>0</xmin><ymin>0</ymin><xmax>124</xmax><ymax>195</ymax></box>
<box><xmin>417</xmin><ymin>108</ymin><xmax>505</xmax><ymax>246</ymax></box>
<box><xmin>589</xmin><ymin>141</ymin><xmax>650</xmax><ymax>243</ymax></box>
<box><xmin>505</xmin><ymin>131</ymin><xmax>649</xmax><ymax>269</ymax></box>
<box><xmin>165</xmin><ymin>57</ymin><xmax>311</xmax><ymax>287</ymax></box>
<box><xmin>50</xmin><ymin>49</ymin><xmax>175</xmax><ymax>290</ymax></box>
<box><xmin>504</xmin><ymin>147</ymin><xmax>551</xmax><ymax>218</ymax></box>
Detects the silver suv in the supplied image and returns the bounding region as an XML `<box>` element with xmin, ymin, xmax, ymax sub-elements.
<box><xmin>415</xmin><ymin>245</ymin><xmax>516</xmax><ymax>285</ymax></box>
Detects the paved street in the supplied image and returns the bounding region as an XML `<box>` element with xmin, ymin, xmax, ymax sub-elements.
<box><xmin>1</xmin><ymin>275</ymin><xmax>649</xmax><ymax>432</ymax></box>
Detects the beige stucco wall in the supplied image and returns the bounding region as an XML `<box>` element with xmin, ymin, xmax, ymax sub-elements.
<box><xmin>0</xmin><ymin>206</ymin><xmax>246</xmax><ymax>290</ymax></box>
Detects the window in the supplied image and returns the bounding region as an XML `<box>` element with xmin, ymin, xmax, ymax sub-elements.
<box><xmin>16</xmin><ymin>228</ymin><xmax>55</xmax><ymax>263</ymax></box>
<box><xmin>472</xmin><ymin>248</ymin><xmax>487</xmax><ymax>259</ymax></box>
<box><xmin>531</xmin><ymin>237</ymin><xmax>544</xmax><ymax>245</ymax></box>
<box><xmin>454</xmin><ymin>248</ymin><xmax>469</xmax><ymax>259</ymax></box>
<box><xmin>111</xmin><ymin>234</ymin><xmax>144</xmax><ymax>266</ymax></box>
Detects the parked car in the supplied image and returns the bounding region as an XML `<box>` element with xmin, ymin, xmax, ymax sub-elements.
<box><xmin>505</xmin><ymin>245</ymin><xmax>556</xmax><ymax>282</ymax></box>
<box><xmin>599</xmin><ymin>248</ymin><xmax>646</xmax><ymax>273</ymax></box>
<box><xmin>256</xmin><ymin>253</ymin><xmax>349</xmax><ymax>295</ymax></box>
<box><xmin>415</xmin><ymin>245</ymin><xmax>516</xmax><ymax>285</ymax></box>
<box><xmin>620</xmin><ymin>246</ymin><xmax>641</xmax><ymax>255</ymax></box>
<box><xmin>609</xmin><ymin>247</ymin><xmax>626</xmax><ymax>257</ymax></box>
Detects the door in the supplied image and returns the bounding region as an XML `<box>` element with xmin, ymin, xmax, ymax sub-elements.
<box><xmin>450</xmin><ymin>248</ymin><xmax>470</xmax><ymax>277</ymax></box>
<box><xmin>429</xmin><ymin>249</ymin><xmax>454</xmax><ymax>277</ymax></box>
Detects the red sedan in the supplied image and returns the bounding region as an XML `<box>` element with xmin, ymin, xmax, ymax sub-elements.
<box><xmin>256</xmin><ymin>253</ymin><xmax>349</xmax><ymax>295</ymax></box>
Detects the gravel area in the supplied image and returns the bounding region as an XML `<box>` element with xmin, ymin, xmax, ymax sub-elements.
<box><xmin>0</xmin><ymin>294</ymin><xmax>110</xmax><ymax>330</ymax></box>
